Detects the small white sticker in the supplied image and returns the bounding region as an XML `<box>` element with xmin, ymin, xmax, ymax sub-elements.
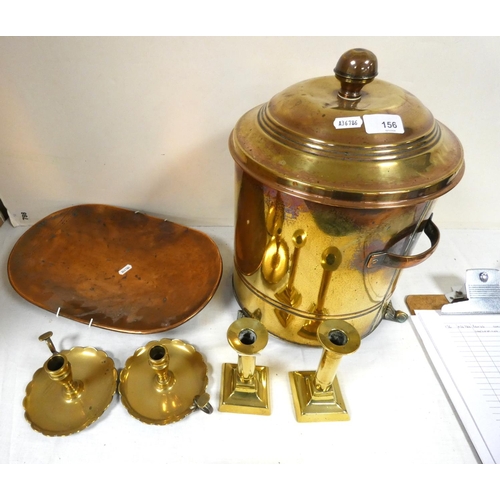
<box><xmin>333</xmin><ymin>116</ymin><xmax>363</xmax><ymax>129</ymax></box>
<box><xmin>118</xmin><ymin>264</ymin><xmax>132</xmax><ymax>275</ymax></box>
<box><xmin>363</xmin><ymin>114</ymin><xmax>404</xmax><ymax>134</ymax></box>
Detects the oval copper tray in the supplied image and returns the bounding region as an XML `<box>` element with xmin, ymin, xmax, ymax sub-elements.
<box><xmin>8</xmin><ymin>204</ymin><xmax>223</xmax><ymax>334</ymax></box>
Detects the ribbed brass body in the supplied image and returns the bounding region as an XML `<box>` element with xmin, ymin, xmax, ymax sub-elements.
<box><xmin>230</xmin><ymin>49</ymin><xmax>464</xmax><ymax>346</ymax></box>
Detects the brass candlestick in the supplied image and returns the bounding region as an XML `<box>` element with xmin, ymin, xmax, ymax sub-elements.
<box><xmin>119</xmin><ymin>338</ymin><xmax>212</xmax><ymax>425</ymax></box>
<box><xmin>290</xmin><ymin>319</ymin><xmax>360</xmax><ymax>422</ymax></box>
<box><xmin>219</xmin><ymin>317</ymin><xmax>271</xmax><ymax>415</ymax></box>
<box><xmin>23</xmin><ymin>331</ymin><xmax>117</xmax><ymax>436</ymax></box>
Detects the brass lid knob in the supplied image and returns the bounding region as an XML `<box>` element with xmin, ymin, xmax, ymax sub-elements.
<box><xmin>334</xmin><ymin>48</ymin><xmax>378</xmax><ymax>100</ymax></box>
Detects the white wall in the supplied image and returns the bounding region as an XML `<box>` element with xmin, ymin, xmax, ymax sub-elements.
<box><xmin>0</xmin><ymin>37</ymin><xmax>498</xmax><ymax>228</ymax></box>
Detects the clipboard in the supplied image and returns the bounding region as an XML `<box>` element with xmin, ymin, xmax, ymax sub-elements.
<box><xmin>405</xmin><ymin>294</ymin><xmax>449</xmax><ymax>315</ymax></box>
<box><xmin>406</xmin><ymin>268</ymin><xmax>500</xmax><ymax>464</ymax></box>
<box><xmin>406</xmin><ymin>268</ymin><xmax>500</xmax><ymax>315</ymax></box>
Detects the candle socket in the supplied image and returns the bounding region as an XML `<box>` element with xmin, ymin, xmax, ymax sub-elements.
<box><xmin>289</xmin><ymin>319</ymin><xmax>360</xmax><ymax>422</ymax></box>
<box><xmin>44</xmin><ymin>353</ymin><xmax>83</xmax><ymax>401</ymax></box>
<box><xmin>148</xmin><ymin>344</ymin><xmax>175</xmax><ymax>391</ymax></box>
<box><xmin>219</xmin><ymin>317</ymin><xmax>271</xmax><ymax>415</ymax></box>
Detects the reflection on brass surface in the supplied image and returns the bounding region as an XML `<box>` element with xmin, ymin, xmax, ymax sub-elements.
<box><xmin>262</xmin><ymin>193</ymin><xmax>289</xmax><ymax>284</ymax></box>
<box><xmin>290</xmin><ymin>320</ymin><xmax>360</xmax><ymax>422</ymax></box>
<box><xmin>230</xmin><ymin>48</ymin><xmax>464</xmax><ymax>345</ymax></box>
<box><xmin>275</xmin><ymin>229</ymin><xmax>307</xmax><ymax>326</ymax></box>
<box><xmin>119</xmin><ymin>338</ymin><xmax>211</xmax><ymax>425</ymax></box>
<box><xmin>232</xmin><ymin>201</ymin><xmax>436</xmax><ymax>346</ymax></box>
<box><xmin>265</xmin><ymin>193</ymin><xmax>285</xmax><ymax>236</ymax></box>
<box><xmin>8</xmin><ymin>204</ymin><xmax>222</xmax><ymax>334</ymax></box>
<box><xmin>299</xmin><ymin>246</ymin><xmax>342</xmax><ymax>340</ymax></box>
<box><xmin>219</xmin><ymin>318</ymin><xmax>270</xmax><ymax>415</ymax></box>
<box><xmin>261</xmin><ymin>237</ymin><xmax>289</xmax><ymax>284</ymax></box>
<box><xmin>23</xmin><ymin>332</ymin><xmax>117</xmax><ymax>436</ymax></box>
<box><xmin>235</xmin><ymin>171</ymin><xmax>267</xmax><ymax>275</ymax></box>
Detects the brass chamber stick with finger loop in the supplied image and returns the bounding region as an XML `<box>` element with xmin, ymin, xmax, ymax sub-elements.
<box><xmin>290</xmin><ymin>319</ymin><xmax>361</xmax><ymax>422</ymax></box>
<box><xmin>23</xmin><ymin>331</ymin><xmax>118</xmax><ymax>436</ymax></box>
<box><xmin>24</xmin><ymin>332</ymin><xmax>212</xmax><ymax>434</ymax></box>
<box><xmin>119</xmin><ymin>338</ymin><xmax>212</xmax><ymax>425</ymax></box>
<box><xmin>219</xmin><ymin>317</ymin><xmax>271</xmax><ymax>415</ymax></box>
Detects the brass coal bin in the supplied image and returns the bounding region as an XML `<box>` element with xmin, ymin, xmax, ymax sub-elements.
<box><xmin>230</xmin><ymin>48</ymin><xmax>464</xmax><ymax>346</ymax></box>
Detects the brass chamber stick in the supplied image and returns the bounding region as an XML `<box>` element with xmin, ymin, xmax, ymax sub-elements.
<box><xmin>23</xmin><ymin>332</ymin><xmax>118</xmax><ymax>436</ymax></box>
<box><xmin>289</xmin><ymin>319</ymin><xmax>361</xmax><ymax>422</ymax></box>
<box><xmin>219</xmin><ymin>317</ymin><xmax>271</xmax><ymax>415</ymax></box>
<box><xmin>119</xmin><ymin>338</ymin><xmax>212</xmax><ymax>425</ymax></box>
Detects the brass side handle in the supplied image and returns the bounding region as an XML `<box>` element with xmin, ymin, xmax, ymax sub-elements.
<box><xmin>366</xmin><ymin>217</ymin><xmax>440</xmax><ymax>269</ymax></box>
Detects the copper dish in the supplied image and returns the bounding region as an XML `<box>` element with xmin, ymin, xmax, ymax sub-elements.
<box><xmin>8</xmin><ymin>204</ymin><xmax>222</xmax><ymax>333</ymax></box>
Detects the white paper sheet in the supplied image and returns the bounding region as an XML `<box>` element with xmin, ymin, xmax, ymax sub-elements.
<box><xmin>414</xmin><ymin>310</ymin><xmax>500</xmax><ymax>464</ymax></box>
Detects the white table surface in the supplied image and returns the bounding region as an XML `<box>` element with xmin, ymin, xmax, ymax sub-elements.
<box><xmin>1</xmin><ymin>221</ymin><xmax>495</xmax><ymax>465</ymax></box>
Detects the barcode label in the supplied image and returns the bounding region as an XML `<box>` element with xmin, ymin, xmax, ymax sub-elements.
<box><xmin>333</xmin><ymin>116</ymin><xmax>363</xmax><ymax>129</ymax></box>
<box><xmin>118</xmin><ymin>264</ymin><xmax>132</xmax><ymax>275</ymax></box>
